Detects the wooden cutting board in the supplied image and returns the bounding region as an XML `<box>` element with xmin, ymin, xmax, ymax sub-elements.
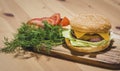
<box><xmin>39</xmin><ymin>38</ymin><xmax>120</xmax><ymax>69</ymax></box>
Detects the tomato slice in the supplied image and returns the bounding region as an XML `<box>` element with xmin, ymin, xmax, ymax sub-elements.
<box><xmin>60</xmin><ymin>17</ymin><xmax>70</xmax><ymax>26</ymax></box>
<box><xmin>27</xmin><ymin>18</ymin><xmax>44</xmax><ymax>27</ymax></box>
<box><xmin>27</xmin><ymin>13</ymin><xmax>62</xmax><ymax>27</ymax></box>
<box><xmin>27</xmin><ymin>17</ymin><xmax>55</xmax><ymax>27</ymax></box>
<box><xmin>50</xmin><ymin>13</ymin><xmax>61</xmax><ymax>25</ymax></box>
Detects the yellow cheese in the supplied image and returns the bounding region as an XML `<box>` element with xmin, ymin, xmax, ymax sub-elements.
<box><xmin>74</xmin><ymin>30</ymin><xmax>110</xmax><ymax>40</ymax></box>
<box><xmin>74</xmin><ymin>31</ymin><xmax>86</xmax><ymax>38</ymax></box>
<box><xmin>98</xmin><ymin>32</ymin><xmax>110</xmax><ymax>40</ymax></box>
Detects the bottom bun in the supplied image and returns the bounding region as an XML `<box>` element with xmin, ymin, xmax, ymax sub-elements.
<box><xmin>65</xmin><ymin>38</ymin><xmax>110</xmax><ymax>53</ymax></box>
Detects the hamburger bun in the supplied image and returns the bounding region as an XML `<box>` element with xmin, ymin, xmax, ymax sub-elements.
<box><xmin>70</xmin><ymin>14</ymin><xmax>111</xmax><ymax>33</ymax></box>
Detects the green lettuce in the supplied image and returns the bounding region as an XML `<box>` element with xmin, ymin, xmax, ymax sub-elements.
<box><xmin>62</xmin><ymin>30</ymin><xmax>109</xmax><ymax>47</ymax></box>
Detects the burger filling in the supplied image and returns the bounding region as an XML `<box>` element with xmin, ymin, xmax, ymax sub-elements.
<box><xmin>72</xmin><ymin>30</ymin><xmax>110</xmax><ymax>42</ymax></box>
<box><xmin>62</xmin><ymin>29</ymin><xmax>110</xmax><ymax>47</ymax></box>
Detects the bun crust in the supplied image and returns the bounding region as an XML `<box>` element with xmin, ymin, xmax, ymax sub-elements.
<box><xmin>70</xmin><ymin>14</ymin><xmax>111</xmax><ymax>33</ymax></box>
<box><xmin>65</xmin><ymin>38</ymin><xmax>110</xmax><ymax>53</ymax></box>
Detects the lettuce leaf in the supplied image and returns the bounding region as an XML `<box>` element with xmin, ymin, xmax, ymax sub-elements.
<box><xmin>62</xmin><ymin>30</ymin><xmax>109</xmax><ymax>47</ymax></box>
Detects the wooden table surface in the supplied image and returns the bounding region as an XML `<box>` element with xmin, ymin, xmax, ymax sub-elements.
<box><xmin>0</xmin><ymin>0</ymin><xmax>120</xmax><ymax>71</ymax></box>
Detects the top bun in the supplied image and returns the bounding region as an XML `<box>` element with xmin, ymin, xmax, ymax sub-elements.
<box><xmin>70</xmin><ymin>14</ymin><xmax>111</xmax><ymax>33</ymax></box>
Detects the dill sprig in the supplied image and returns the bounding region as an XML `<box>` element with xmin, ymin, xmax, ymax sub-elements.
<box><xmin>0</xmin><ymin>21</ymin><xmax>64</xmax><ymax>53</ymax></box>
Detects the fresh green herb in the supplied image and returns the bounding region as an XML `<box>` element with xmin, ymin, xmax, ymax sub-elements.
<box><xmin>0</xmin><ymin>21</ymin><xmax>64</xmax><ymax>53</ymax></box>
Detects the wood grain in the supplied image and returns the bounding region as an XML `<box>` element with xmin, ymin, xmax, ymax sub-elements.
<box><xmin>0</xmin><ymin>0</ymin><xmax>120</xmax><ymax>71</ymax></box>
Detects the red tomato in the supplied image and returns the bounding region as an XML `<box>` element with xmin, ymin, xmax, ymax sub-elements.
<box><xmin>50</xmin><ymin>13</ymin><xmax>61</xmax><ymax>25</ymax></box>
<box><xmin>59</xmin><ymin>17</ymin><xmax>70</xmax><ymax>26</ymax></box>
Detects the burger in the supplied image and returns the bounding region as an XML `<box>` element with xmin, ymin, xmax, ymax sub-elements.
<box><xmin>62</xmin><ymin>14</ymin><xmax>111</xmax><ymax>53</ymax></box>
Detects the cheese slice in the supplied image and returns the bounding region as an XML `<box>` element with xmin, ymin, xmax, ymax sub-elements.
<box><xmin>74</xmin><ymin>30</ymin><xmax>110</xmax><ymax>40</ymax></box>
<box><xmin>74</xmin><ymin>31</ymin><xmax>86</xmax><ymax>38</ymax></box>
<box><xmin>98</xmin><ymin>32</ymin><xmax>110</xmax><ymax>40</ymax></box>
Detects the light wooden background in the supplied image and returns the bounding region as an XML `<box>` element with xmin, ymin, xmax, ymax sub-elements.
<box><xmin>0</xmin><ymin>0</ymin><xmax>120</xmax><ymax>71</ymax></box>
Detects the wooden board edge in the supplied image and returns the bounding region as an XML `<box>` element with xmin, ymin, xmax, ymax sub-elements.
<box><xmin>38</xmin><ymin>49</ymin><xmax>120</xmax><ymax>70</ymax></box>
